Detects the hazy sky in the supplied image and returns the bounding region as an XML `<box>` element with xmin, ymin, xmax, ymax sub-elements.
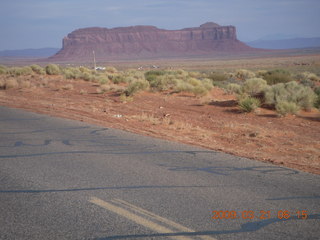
<box><xmin>1</xmin><ymin>0</ymin><xmax>319</xmax><ymax>50</ymax></box>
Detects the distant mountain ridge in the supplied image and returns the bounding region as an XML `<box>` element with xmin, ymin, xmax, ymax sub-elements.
<box><xmin>246</xmin><ymin>37</ymin><xmax>320</xmax><ymax>49</ymax></box>
<box><xmin>0</xmin><ymin>48</ymin><xmax>59</xmax><ymax>58</ymax></box>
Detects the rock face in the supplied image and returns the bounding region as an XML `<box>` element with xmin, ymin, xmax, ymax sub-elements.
<box><xmin>50</xmin><ymin>22</ymin><xmax>254</xmax><ymax>61</ymax></box>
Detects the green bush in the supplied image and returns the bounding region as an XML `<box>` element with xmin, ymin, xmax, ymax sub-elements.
<box><xmin>297</xmin><ymin>72</ymin><xmax>320</xmax><ymax>82</ymax></box>
<box><xmin>106</xmin><ymin>66</ymin><xmax>118</xmax><ymax>73</ymax></box>
<box><xmin>0</xmin><ymin>65</ymin><xmax>7</xmax><ymax>74</ymax></box>
<box><xmin>238</xmin><ymin>96</ymin><xmax>261</xmax><ymax>112</ymax></box>
<box><xmin>63</xmin><ymin>67</ymin><xmax>83</xmax><ymax>79</ymax></box>
<box><xmin>226</xmin><ymin>83</ymin><xmax>241</xmax><ymax>94</ymax></box>
<box><xmin>192</xmin><ymin>85</ymin><xmax>209</xmax><ymax>96</ymax></box>
<box><xmin>110</xmin><ymin>75</ymin><xmax>125</xmax><ymax>84</ymax></box>
<box><xmin>30</xmin><ymin>65</ymin><xmax>45</xmax><ymax>75</ymax></box>
<box><xmin>149</xmin><ymin>75</ymin><xmax>179</xmax><ymax>91</ymax></box>
<box><xmin>241</xmin><ymin>78</ymin><xmax>267</xmax><ymax>97</ymax></box>
<box><xmin>300</xmin><ymin>79</ymin><xmax>315</xmax><ymax>88</ymax></box>
<box><xmin>6</xmin><ymin>66</ymin><xmax>33</xmax><ymax>76</ymax></box>
<box><xmin>45</xmin><ymin>64</ymin><xmax>60</xmax><ymax>75</ymax></box>
<box><xmin>264</xmin><ymin>81</ymin><xmax>317</xmax><ymax>111</ymax></box>
<box><xmin>207</xmin><ymin>72</ymin><xmax>228</xmax><ymax>82</ymax></box>
<box><xmin>145</xmin><ymin>70</ymin><xmax>166</xmax><ymax>82</ymax></box>
<box><xmin>125</xmin><ymin>79</ymin><xmax>150</xmax><ymax>96</ymax></box>
<box><xmin>235</xmin><ymin>69</ymin><xmax>255</xmax><ymax>80</ymax></box>
<box><xmin>201</xmin><ymin>78</ymin><xmax>213</xmax><ymax>91</ymax></box>
<box><xmin>314</xmin><ymin>87</ymin><xmax>320</xmax><ymax>109</ymax></box>
<box><xmin>275</xmin><ymin>101</ymin><xmax>300</xmax><ymax>116</ymax></box>
<box><xmin>261</xmin><ymin>69</ymin><xmax>292</xmax><ymax>85</ymax></box>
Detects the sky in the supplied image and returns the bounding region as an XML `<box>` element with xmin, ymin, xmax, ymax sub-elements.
<box><xmin>0</xmin><ymin>0</ymin><xmax>320</xmax><ymax>50</ymax></box>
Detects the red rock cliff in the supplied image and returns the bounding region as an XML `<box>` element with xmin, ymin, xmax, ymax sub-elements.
<box><xmin>50</xmin><ymin>22</ymin><xmax>254</xmax><ymax>61</ymax></box>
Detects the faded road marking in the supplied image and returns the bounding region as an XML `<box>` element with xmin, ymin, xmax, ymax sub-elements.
<box><xmin>89</xmin><ymin>197</ymin><xmax>217</xmax><ymax>240</ymax></box>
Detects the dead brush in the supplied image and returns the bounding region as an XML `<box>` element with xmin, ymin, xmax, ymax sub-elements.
<box><xmin>4</xmin><ymin>79</ymin><xmax>19</xmax><ymax>89</ymax></box>
<box><xmin>62</xmin><ymin>84</ymin><xmax>74</xmax><ymax>90</ymax></box>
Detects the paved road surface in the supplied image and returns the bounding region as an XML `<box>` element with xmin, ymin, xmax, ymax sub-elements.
<box><xmin>0</xmin><ymin>106</ymin><xmax>319</xmax><ymax>239</ymax></box>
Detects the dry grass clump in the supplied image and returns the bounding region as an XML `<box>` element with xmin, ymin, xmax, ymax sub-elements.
<box><xmin>106</xmin><ymin>66</ymin><xmax>118</xmax><ymax>73</ymax></box>
<box><xmin>30</xmin><ymin>65</ymin><xmax>45</xmax><ymax>75</ymax></box>
<box><xmin>6</xmin><ymin>66</ymin><xmax>33</xmax><ymax>76</ymax></box>
<box><xmin>61</xmin><ymin>84</ymin><xmax>74</xmax><ymax>90</ymax></box>
<box><xmin>0</xmin><ymin>79</ymin><xmax>6</xmax><ymax>88</ymax></box>
<box><xmin>19</xmin><ymin>80</ymin><xmax>31</xmax><ymax>88</ymax></box>
<box><xmin>235</xmin><ymin>69</ymin><xmax>255</xmax><ymax>80</ymax></box>
<box><xmin>4</xmin><ymin>79</ymin><xmax>19</xmax><ymax>89</ymax></box>
<box><xmin>238</xmin><ymin>95</ymin><xmax>261</xmax><ymax>112</ymax></box>
<box><xmin>96</xmin><ymin>84</ymin><xmax>111</xmax><ymax>94</ymax></box>
<box><xmin>0</xmin><ymin>65</ymin><xmax>7</xmax><ymax>74</ymax></box>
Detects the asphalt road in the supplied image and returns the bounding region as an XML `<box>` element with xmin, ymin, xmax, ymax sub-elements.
<box><xmin>0</xmin><ymin>106</ymin><xmax>319</xmax><ymax>240</ymax></box>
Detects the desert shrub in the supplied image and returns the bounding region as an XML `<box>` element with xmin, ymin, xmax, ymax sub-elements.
<box><xmin>314</xmin><ymin>87</ymin><xmax>320</xmax><ymax>109</ymax></box>
<box><xmin>191</xmin><ymin>85</ymin><xmax>208</xmax><ymax>96</ymax></box>
<box><xmin>45</xmin><ymin>64</ymin><xmax>60</xmax><ymax>75</ymax></box>
<box><xmin>256</xmin><ymin>70</ymin><xmax>268</xmax><ymax>77</ymax></box>
<box><xmin>30</xmin><ymin>64</ymin><xmax>45</xmax><ymax>75</ymax></box>
<box><xmin>125</xmin><ymin>79</ymin><xmax>150</xmax><ymax>96</ymax></box>
<box><xmin>61</xmin><ymin>84</ymin><xmax>74</xmax><ymax>90</ymax></box>
<box><xmin>261</xmin><ymin>69</ymin><xmax>292</xmax><ymax>85</ymax></box>
<box><xmin>123</xmin><ymin>69</ymin><xmax>145</xmax><ymax>81</ymax></box>
<box><xmin>97</xmin><ymin>76</ymin><xmax>109</xmax><ymax>84</ymax></box>
<box><xmin>264</xmin><ymin>81</ymin><xmax>317</xmax><ymax>111</ymax></box>
<box><xmin>19</xmin><ymin>80</ymin><xmax>31</xmax><ymax>88</ymax></box>
<box><xmin>241</xmin><ymin>78</ymin><xmax>268</xmax><ymax>97</ymax></box>
<box><xmin>175</xmin><ymin>81</ymin><xmax>194</xmax><ymax>93</ymax></box>
<box><xmin>300</xmin><ymin>79</ymin><xmax>315</xmax><ymax>88</ymax></box>
<box><xmin>149</xmin><ymin>75</ymin><xmax>179</xmax><ymax>91</ymax></box>
<box><xmin>0</xmin><ymin>65</ymin><xmax>7</xmax><ymax>74</ymax></box>
<box><xmin>80</xmin><ymin>72</ymin><xmax>98</xmax><ymax>82</ymax></box>
<box><xmin>238</xmin><ymin>96</ymin><xmax>260</xmax><ymax>112</ymax></box>
<box><xmin>175</xmin><ymin>69</ymin><xmax>188</xmax><ymax>79</ymax></box>
<box><xmin>235</xmin><ymin>69</ymin><xmax>255</xmax><ymax>80</ymax></box>
<box><xmin>106</xmin><ymin>66</ymin><xmax>118</xmax><ymax>73</ymax></box>
<box><xmin>201</xmin><ymin>78</ymin><xmax>213</xmax><ymax>91</ymax></box>
<box><xmin>79</xmin><ymin>66</ymin><xmax>92</xmax><ymax>73</ymax></box>
<box><xmin>6</xmin><ymin>66</ymin><xmax>33</xmax><ymax>76</ymax></box>
<box><xmin>174</xmin><ymin>78</ymin><xmax>212</xmax><ymax>96</ymax></box>
<box><xmin>145</xmin><ymin>70</ymin><xmax>166</xmax><ymax>82</ymax></box>
<box><xmin>226</xmin><ymin>83</ymin><xmax>242</xmax><ymax>94</ymax></box>
<box><xmin>63</xmin><ymin>67</ymin><xmax>82</xmax><ymax>79</ymax></box>
<box><xmin>5</xmin><ymin>79</ymin><xmax>19</xmax><ymax>89</ymax></box>
<box><xmin>112</xmin><ymin>75</ymin><xmax>126</xmax><ymax>84</ymax></box>
<box><xmin>100</xmin><ymin>84</ymin><xmax>110</xmax><ymax>92</ymax></box>
<box><xmin>207</xmin><ymin>72</ymin><xmax>228</xmax><ymax>82</ymax></box>
<box><xmin>188</xmin><ymin>71</ymin><xmax>202</xmax><ymax>78</ymax></box>
<box><xmin>0</xmin><ymin>79</ymin><xmax>6</xmax><ymax>88</ymax></box>
<box><xmin>119</xmin><ymin>93</ymin><xmax>133</xmax><ymax>102</ymax></box>
<box><xmin>275</xmin><ymin>101</ymin><xmax>300</xmax><ymax>116</ymax></box>
<box><xmin>297</xmin><ymin>72</ymin><xmax>320</xmax><ymax>82</ymax></box>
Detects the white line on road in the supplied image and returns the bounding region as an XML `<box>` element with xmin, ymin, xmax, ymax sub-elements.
<box><xmin>89</xmin><ymin>197</ymin><xmax>218</xmax><ymax>240</ymax></box>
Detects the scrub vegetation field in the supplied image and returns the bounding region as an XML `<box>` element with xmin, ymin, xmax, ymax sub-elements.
<box><xmin>0</xmin><ymin>54</ymin><xmax>319</xmax><ymax>174</ymax></box>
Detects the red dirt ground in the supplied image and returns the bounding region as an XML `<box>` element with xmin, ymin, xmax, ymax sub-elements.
<box><xmin>0</xmin><ymin>75</ymin><xmax>319</xmax><ymax>175</ymax></box>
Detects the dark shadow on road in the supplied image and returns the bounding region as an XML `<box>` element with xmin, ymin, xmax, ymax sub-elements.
<box><xmin>266</xmin><ymin>195</ymin><xmax>320</xmax><ymax>200</ymax></box>
<box><xmin>96</xmin><ymin>214</ymin><xmax>320</xmax><ymax>239</ymax></box>
<box><xmin>0</xmin><ymin>150</ymin><xmax>214</xmax><ymax>159</ymax></box>
<box><xmin>0</xmin><ymin>185</ymin><xmax>212</xmax><ymax>194</ymax></box>
<box><xmin>158</xmin><ymin>164</ymin><xmax>299</xmax><ymax>176</ymax></box>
